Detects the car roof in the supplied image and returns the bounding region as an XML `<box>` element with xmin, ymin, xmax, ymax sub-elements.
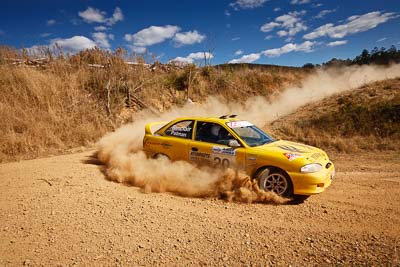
<box><xmin>173</xmin><ymin>116</ymin><xmax>244</xmax><ymax>124</ymax></box>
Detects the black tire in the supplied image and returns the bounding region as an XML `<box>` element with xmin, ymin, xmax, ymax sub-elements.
<box><xmin>256</xmin><ymin>168</ymin><xmax>293</xmax><ymax>198</ymax></box>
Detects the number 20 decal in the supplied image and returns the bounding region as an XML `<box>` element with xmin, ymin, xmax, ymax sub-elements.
<box><xmin>213</xmin><ymin>157</ymin><xmax>230</xmax><ymax>168</ymax></box>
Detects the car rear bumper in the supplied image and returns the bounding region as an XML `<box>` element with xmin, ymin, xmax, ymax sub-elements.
<box><xmin>289</xmin><ymin>164</ymin><xmax>335</xmax><ymax>195</ymax></box>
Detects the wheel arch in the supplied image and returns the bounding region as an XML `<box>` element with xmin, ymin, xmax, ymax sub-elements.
<box><xmin>253</xmin><ymin>165</ymin><xmax>294</xmax><ymax>197</ymax></box>
<box><xmin>252</xmin><ymin>165</ymin><xmax>293</xmax><ymax>184</ymax></box>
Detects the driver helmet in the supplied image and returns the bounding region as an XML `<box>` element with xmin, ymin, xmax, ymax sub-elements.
<box><xmin>211</xmin><ymin>125</ymin><xmax>221</xmax><ymax>136</ymax></box>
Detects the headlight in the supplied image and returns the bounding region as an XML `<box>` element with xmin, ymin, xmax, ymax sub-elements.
<box><xmin>301</xmin><ymin>163</ymin><xmax>322</xmax><ymax>173</ymax></box>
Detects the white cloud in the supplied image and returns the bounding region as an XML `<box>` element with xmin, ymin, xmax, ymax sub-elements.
<box><xmin>264</xmin><ymin>35</ymin><xmax>273</xmax><ymax>40</ymax></box>
<box><xmin>78</xmin><ymin>7</ymin><xmax>123</xmax><ymax>25</ymax></box>
<box><xmin>232</xmin><ymin>37</ymin><xmax>240</xmax><ymax>41</ymax></box>
<box><xmin>260</xmin><ymin>22</ymin><xmax>280</xmax><ymax>32</ymax></box>
<box><xmin>235</xmin><ymin>49</ymin><xmax>243</xmax><ymax>55</ymax></box>
<box><xmin>327</xmin><ymin>40</ymin><xmax>348</xmax><ymax>47</ymax></box>
<box><xmin>173</xmin><ymin>30</ymin><xmax>206</xmax><ymax>46</ymax></box>
<box><xmin>312</xmin><ymin>3</ymin><xmax>323</xmax><ymax>8</ymax></box>
<box><xmin>274</xmin><ymin>7</ymin><xmax>281</xmax><ymax>12</ymax></box>
<box><xmin>228</xmin><ymin>40</ymin><xmax>316</xmax><ymax>63</ymax></box>
<box><xmin>125</xmin><ymin>25</ymin><xmax>180</xmax><ymax>47</ymax></box>
<box><xmin>94</xmin><ymin>26</ymin><xmax>109</xmax><ymax>31</ymax></box>
<box><xmin>79</xmin><ymin>7</ymin><xmax>105</xmax><ymax>23</ymax></box>
<box><xmin>170</xmin><ymin>52</ymin><xmax>214</xmax><ymax>64</ymax></box>
<box><xmin>130</xmin><ymin>46</ymin><xmax>147</xmax><ymax>54</ymax></box>
<box><xmin>304</xmin><ymin>11</ymin><xmax>398</xmax><ymax>40</ymax></box>
<box><xmin>225</xmin><ymin>10</ymin><xmax>231</xmax><ymax>16</ymax></box>
<box><xmin>314</xmin><ymin>9</ymin><xmax>336</xmax><ymax>19</ymax></box>
<box><xmin>263</xmin><ymin>41</ymin><xmax>315</xmax><ymax>57</ymax></box>
<box><xmin>92</xmin><ymin>32</ymin><xmax>114</xmax><ymax>49</ymax></box>
<box><xmin>261</xmin><ymin>11</ymin><xmax>307</xmax><ymax>37</ymax></box>
<box><xmin>107</xmin><ymin>7</ymin><xmax>124</xmax><ymax>26</ymax></box>
<box><xmin>50</xmin><ymin>36</ymin><xmax>96</xmax><ymax>53</ymax></box>
<box><xmin>291</xmin><ymin>0</ymin><xmax>310</xmax><ymax>4</ymax></box>
<box><xmin>229</xmin><ymin>53</ymin><xmax>261</xmax><ymax>63</ymax></box>
<box><xmin>377</xmin><ymin>37</ymin><xmax>387</xmax><ymax>42</ymax></box>
<box><xmin>40</xmin><ymin>33</ymin><xmax>52</xmax><ymax>38</ymax></box>
<box><xmin>47</xmin><ymin>19</ymin><xmax>56</xmax><ymax>26</ymax></box>
<box><xmin>230</xmin><ymin>0</ymin><xmax>268</xmax><ymax>10</ymax></box>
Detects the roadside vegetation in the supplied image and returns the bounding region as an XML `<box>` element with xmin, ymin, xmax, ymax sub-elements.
<box><xmin>1</xmin><ymin>45</ymin><xmax>399</xmax><ymax>161</ymax></box>
<box><xmin>0</xmin><ymin>46</ymin><xmax>308</xmax><ymax>162</ymax></box>
<box><xmin>271</xmin><ymin>79</ymin><xmax>400</xmax><ymax>152</ymax></box>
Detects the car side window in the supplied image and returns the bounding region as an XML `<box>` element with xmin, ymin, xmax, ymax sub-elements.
<box><xmin>164</xmin><ymin>120</ymin><xmax>194</xmax><ymax>139</ymax></box>
<box><xmin>195</xmin><ymin>122</ymin><xmax>234</xmax><ymax>145</ymax></box>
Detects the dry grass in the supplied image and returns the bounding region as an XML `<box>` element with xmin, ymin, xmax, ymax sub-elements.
<box><xmin>0</xmin><ymin>46</ymin><xmax>309</xmax><ymax>162</ymax></box>
<box><xmin>0</xmin><ymin>64</ymin><xmax>112</xmax><ymax>161</ymax></box>
<box><xmin>270</xmin><ymin>78</ymin><xmax>400</xmax><ymax>153</ymax></box>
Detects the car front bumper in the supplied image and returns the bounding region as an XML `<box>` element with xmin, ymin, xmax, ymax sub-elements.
<box><xmin>289</xmin><ymin>164</ymin><xmax>335</xmax><ymax>195</ymax></box>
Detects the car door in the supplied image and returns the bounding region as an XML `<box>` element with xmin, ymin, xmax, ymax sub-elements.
<box><xmin>160</xmin><ymin>120</ymin><xmax>194</xmax><ymax>161</ymax></box>
<box><xmin>189</xmin><ymin>121</ymin><xmax>246</xmax><ymax>170</ymax></box>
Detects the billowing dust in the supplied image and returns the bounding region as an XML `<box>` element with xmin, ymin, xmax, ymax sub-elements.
<box><xmin>103</xmin><ymin>150</ymin><xmax>286</xmax><ymax>204</ymax></box>
<box><xmin>97</xmin><ymin>64</ymin><xmax>400</xmax><ymax>204</ymax></box>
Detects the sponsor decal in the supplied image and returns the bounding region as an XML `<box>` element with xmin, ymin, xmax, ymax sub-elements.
<box><xmin>227</xmin><ymin>121</ymin><xmax>253</xmax><ymax>128</ymax></box>
<box><xmin>170</xmin><ymin>131</ymin><xmax>188</xmax><ymax>137</ymax></box>
<box><xmin>212</xmin><ymin>146</ymin><xmax>236</xmax><ymax>156</ymax></box>
<box><xmin>171</xmin><ymin>126</ymin><xmax>192</xmax><ymax>132</ymax></box>
<box><xmin>145</xmin><ymin>141</ymin><xmax>161</xmax><ymax>146</ymax></box>
<box><xmin>278</xmin><ymin>145</ymin><xmax>306</xmax><ymax>153</ymax></box>
<box><xmin>283</xmin><ymin>153</ymin><xmax>302</xmax><ymax>161</ymax></box>
<box><xmin>190</xmin><ymin>151</ymin><xmax>211</xmax><ymax>159</ymax></box>
<box><xmin>190</xmin><ymin>151</ymin><xmax>212</xmax><ymax>165</ymax></box>
<box><xmin>168</xmin><ymin>125</ymin><xmax>192</xmax><ymax>138</ymax></box>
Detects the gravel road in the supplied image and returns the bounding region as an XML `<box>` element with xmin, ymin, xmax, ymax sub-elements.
<box><xmin>0</xmin><ymin>151</ymin><xmax>399</xmax><ymax>266</ymax></box>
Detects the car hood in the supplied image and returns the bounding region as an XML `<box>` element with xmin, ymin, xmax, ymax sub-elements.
<box><xmin>251</xmin><ymin>139</ymin><xmax>328</xmax><ymax>163</ymax></box>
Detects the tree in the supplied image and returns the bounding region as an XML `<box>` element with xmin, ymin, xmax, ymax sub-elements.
<box><xmin>302</xmin><ymin>63</ymin><xmax>315</xmax><ymax>69</ymax></box>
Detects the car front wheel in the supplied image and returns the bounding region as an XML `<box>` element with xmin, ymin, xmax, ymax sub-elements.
<box><xmin>256</xmin><ymin>168</ymin><xmax>293</xmax><ymax>198</ymax></box>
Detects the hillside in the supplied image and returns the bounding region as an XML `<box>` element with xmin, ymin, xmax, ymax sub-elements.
<box><xmin>270</xmin><ymin>78</ymin><xmax>400</xmax><ymax>152</ymax></box>
<box><xmin>1</xmin><ymin>46</ymin><xmax>400</xmax><ymax>162</ymax></box>
<box><xmin>0</xmin><ymin>47</ymin><xmax>310</xmax><ymax>162</ymax></box>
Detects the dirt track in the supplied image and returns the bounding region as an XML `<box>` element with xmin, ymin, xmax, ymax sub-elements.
<box><xmin>0</xmin><ymin>150</ymin><xmax>399</xmax><ymax>266</ymax></box>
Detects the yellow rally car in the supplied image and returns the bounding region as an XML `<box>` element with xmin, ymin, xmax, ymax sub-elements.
<box><xmin>143</xmin><ymin>115</ymin><xmax>335</xmax><ymax>198</ymax></box>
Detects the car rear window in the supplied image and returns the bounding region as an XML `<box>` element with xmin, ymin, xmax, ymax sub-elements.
<box><xmin>164</xmin><ymin>120</ymin><xmax>194</xmax><ymax>139</ymax></box>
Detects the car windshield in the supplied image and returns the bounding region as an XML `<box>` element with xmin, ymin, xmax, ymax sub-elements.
<box><xmin>227</xmin><ymin>121</ymin><xmax>275</xmax><ymax>147</ymax></box>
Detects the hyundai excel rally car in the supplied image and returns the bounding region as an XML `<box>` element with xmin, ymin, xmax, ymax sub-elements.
<box><xmin>143</xmin><ymin>116</ymin><xmax>335</xmax><ymax>198</ymax></box>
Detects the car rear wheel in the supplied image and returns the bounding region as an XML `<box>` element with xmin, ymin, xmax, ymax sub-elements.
<box><xmin>256</xmin><ymin>168</ymin><xmax>293</xmax><ymax>198</ymax></box>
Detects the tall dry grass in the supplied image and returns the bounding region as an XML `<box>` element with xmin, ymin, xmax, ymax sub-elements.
<box><xmin>0</xmin><ymin>46</ymin><xmax>309</xmax><ymax>162</ymax></box>
<box><xmin>0</xmin><ymin>64</ymin><xmax>110</xmax><ymax>161</ymax></box>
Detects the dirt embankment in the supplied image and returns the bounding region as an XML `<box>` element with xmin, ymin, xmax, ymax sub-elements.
<box><xmin>0</xmin><ymin>151</ymin><xmax>399</xmax><ymax>266</ymax></box>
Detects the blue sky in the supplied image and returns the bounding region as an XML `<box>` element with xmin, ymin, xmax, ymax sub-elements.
<box><xmin>1</xmin><ymin>0</ymin><xmax>399</xmax><ymax>66</ymax></box>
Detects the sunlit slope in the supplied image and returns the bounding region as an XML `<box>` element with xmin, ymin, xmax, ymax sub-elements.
<box><xmin>270</xmin><ymin>78</ymin><xmax>400</xmax><ymax>152</ymax></box>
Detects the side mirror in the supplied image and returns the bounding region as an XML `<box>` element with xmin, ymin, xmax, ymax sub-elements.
<box><xmin>228</xmin><ymin>139</ymin><xmax>241</xmax><ymax>148</ymax></box>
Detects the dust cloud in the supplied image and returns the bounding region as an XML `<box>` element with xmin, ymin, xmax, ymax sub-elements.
<box><xmin>103</xmin><ymin>150</ymin><xmax>286</xmax><ymax>204</ymax></box>
<box><xmin>97</xmin><ymin>64</ymin><xmax>400</xmax><ymax>203</ymax></box>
